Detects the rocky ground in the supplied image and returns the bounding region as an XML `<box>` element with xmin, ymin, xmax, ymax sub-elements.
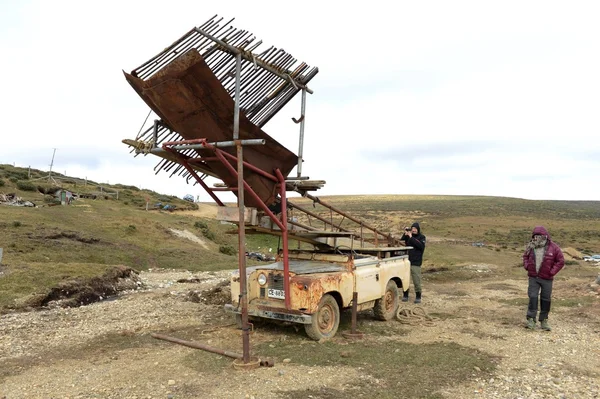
<box><xmin>1</xmin><ymin>267</ymin><xmax>599</xmax><ymax>399</ymax></box>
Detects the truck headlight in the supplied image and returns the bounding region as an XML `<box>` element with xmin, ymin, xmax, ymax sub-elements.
<box><xmin>257</xmin><ymin>273</ymin><xmax>267</xmax><ymax>286</ymax></box>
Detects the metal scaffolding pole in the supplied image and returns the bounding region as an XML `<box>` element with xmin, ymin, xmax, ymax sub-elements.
<box><xmin>233</xmin><ymin>52</ymin><xmax>250</xmax><ymax>364</ymax></box>
<box><xmin>297</xmin><ymin>89</ymin><xmax>307</xmax><ymax>178</ymax></box>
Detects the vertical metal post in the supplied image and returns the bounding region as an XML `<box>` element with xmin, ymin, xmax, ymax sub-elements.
<box><xmin>297</xmin><ymin>89</ymin><xmax>307</xmax><ymax>178</ymax></box>
<box><xmin>351</xmin><ymin>292</ymin><xmax>358</xmax><ymax>334</ymax></box>
<box><xmin>275</xmin><ymin>169</ymin><xmax>290</xmax><ymax>310</ymax></box>
<box><xmin>233</xmin><ymin>53</ymin><xmax>250</xmax><ymax>364</ymax></box>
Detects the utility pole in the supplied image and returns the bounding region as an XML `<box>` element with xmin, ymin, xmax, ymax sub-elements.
<box><xmin>49</xmin><ymin>148</ymin><xmax>57</xmax><ymax>180</ymax></box>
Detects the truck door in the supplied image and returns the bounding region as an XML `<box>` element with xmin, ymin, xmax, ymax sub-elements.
<box><xmin>353</xmin><ymin>259</ymin><xmax>383</xmax><ymax>302</ymax></box>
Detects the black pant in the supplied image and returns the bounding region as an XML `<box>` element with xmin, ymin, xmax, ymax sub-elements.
<box><xmin>527</xmin><ymin>277</ymin><xmax>553</xmax><ymax>321</ymax></box>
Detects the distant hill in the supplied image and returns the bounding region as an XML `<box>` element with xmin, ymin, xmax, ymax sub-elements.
<box><xmin>0</xmin><ymin>163</ymin><xmax>197</xmax><ymax>210</ymax></box>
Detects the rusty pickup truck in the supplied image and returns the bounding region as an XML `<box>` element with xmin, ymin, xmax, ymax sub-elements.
<box><xmin>224</xmin><ymin>248</ymin><xmax>411</xmax><ymax>340</ymax></box>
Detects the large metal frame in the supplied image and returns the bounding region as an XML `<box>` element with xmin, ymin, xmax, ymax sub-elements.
<box><xmin>123</xmin><ymin>14</ymin><xmax>403</xmax><ymax>365</ymax></box>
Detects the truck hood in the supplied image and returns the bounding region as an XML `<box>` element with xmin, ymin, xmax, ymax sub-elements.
<box><xmin>233</xmin><ymin>260</ymin><xmax>347</xmax><ymax>276</ymax></box>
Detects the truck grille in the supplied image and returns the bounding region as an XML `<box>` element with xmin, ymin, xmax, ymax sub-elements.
<box><xmin>268</xmin><ymin>273</ymin><xmax>284</xmax><ymax>290</ymax></box>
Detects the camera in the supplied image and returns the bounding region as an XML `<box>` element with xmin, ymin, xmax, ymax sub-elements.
<box><xmin>404</xmin><ymin>227</ymin><xmax>411</xmax><ymax>232</ymax></box>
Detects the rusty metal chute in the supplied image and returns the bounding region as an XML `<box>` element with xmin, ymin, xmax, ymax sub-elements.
<box><xmin>123</xmin><ymin>15</ymin><xmax>318</xmax><ymax>207</ymax></box>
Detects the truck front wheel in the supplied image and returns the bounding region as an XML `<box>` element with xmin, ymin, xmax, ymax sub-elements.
<box><xmin>304</xmin><ymin>294</ymin><xmax>340</xmax><ymax>341</ymax></box>
<box><xmin>373</xmin><ymin>280</ymin><xmax>399</xmax><ymax>321</ymax></box>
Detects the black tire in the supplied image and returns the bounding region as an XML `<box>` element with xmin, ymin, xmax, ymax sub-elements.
<box><xmin>374</xmin><ymin>280</ymin><xmax>400</xmax><ymax>321</ymax></box>
<box><xmin>304</xmin><ymin>294</ymin><xmax>340</xmax><ymax>341</ymax></box>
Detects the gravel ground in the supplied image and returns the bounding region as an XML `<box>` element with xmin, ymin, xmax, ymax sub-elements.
<box><xmin>1</xmin><ymin>268</ymin><xmax>599</xmax><ymax>398</ymax></box>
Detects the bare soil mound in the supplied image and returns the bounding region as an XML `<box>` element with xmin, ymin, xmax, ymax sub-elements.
<box><xmin>20</xmin><ymin>266</ymin><xmax>143</xmax><ymax>309</ymax></box>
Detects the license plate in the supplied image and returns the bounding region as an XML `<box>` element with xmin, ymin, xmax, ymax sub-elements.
<box><xmin>268</xmin><ymin>289</ymin><xmax>285</xmax><ymax>299</ymax></box>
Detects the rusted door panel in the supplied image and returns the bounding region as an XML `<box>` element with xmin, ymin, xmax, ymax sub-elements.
<box><xmin>379</xmin><ymin>257</ymin><xmax>411</xmax><ymax>293</ymax></box>
<box><xmin>124</xmin><ymin>50</ymin><xmax>298</xmax><ymax>207</ymax></box>
<box><xmin>354</xmin><ymin>262</ymin><xmax>384</xmax><ymax>302</ymax></box>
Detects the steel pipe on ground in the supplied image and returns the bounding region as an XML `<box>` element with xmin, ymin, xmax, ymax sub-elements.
<box><xmin>151</xmin><ymin>333</ymin><xmax>274</xmax><ymax>367</ymax></box>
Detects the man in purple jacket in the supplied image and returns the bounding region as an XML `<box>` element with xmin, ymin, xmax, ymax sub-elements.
<box><xmin>522</xmin><ymin>226</ymin><xmax>565</xmax><ymax>331</ymax></box>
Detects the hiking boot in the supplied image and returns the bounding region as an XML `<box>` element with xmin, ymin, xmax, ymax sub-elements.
<box><xmin>414</xmin><ymin>292</ymin><xmax>422</xmax><ymax>304</ymax></box>
<box><xmin>526</xmin><ymin>317</ymin><xmax>536</xmax><ymax>330</ymax></box>
<box><xmin>540</xmin><ymin>319</ymin><xmax>551</xmax><ymax>331</ymax></box>
<box><xmin>402</xmin><ymin>290</ymin><xmax>409</xmax><ymax>302</ymax></box>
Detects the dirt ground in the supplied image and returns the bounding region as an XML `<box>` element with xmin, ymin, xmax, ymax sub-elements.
<box><xmin>1</xmin><ymin>266</ymin><xmax>599</xmax><ymax>399</ymax></box>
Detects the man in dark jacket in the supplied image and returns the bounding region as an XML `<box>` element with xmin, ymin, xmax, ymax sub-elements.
<box><xmin>401</xmin><ymin>222</ymin><xmax>426</xmax><ymax>303</ymax></box>
<box><xmin>522</xmin><ymin>226</ymin><xmax>565</xmax><ymax>331</ymax></box>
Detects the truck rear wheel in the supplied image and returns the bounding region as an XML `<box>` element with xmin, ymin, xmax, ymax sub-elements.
<box><xmin>304</xmin><ymin>294</ymin><xmax>340</xmax><ymax>341</ymax></box>
<box><xmin>374</xmin><ymin>280</ymin><xmax>399</xmax><ymax>321</ymax></box>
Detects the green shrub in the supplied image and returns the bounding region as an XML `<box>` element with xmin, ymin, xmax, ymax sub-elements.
<box><xmin>9</xmin><ymin>177</ymin><xmax>18</xmax><ymax>183</ymax></box>
<box><xmin>16</xmin><ymin>181</ymin><xmax>36</xmax><ymax>191</ymax></box>
<box><xmin>194</xmin><ymin>220</ymin><xmax>208</xmax><ymax>229</ymax></box>
<box><xmin>564</xmin><ymin>260</ymin><xmax>579</xmax><ymax>266</ymax></box>
<box><xmin>0</xmin><ymin>178</ymin><xmax>5</xmax><ymax>187</ymax></box>
<box><xmin>12</xmin><ymin>221</ymin><xmax>22</xmax><ymax>227</ymax></box>
<box><xmin>7</xmin><ymin>171</ymin><xmax>28</xmax><ymax>180</ymax></box>
<box><xmin>219</xmin><ymin>245</ymin><xmax>236</xmax><ymax>256</ymax></box>
<box><xmin>43</xmin><ymin>195</ymin><xmax>59</xmax><ymax>204</ymax></box>
<box><xmin>202</xmin><ymin>228</ymin><xmax>216</xmax><ymax>241</ymax></box>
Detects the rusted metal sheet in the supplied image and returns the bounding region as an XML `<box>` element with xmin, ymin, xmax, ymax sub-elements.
<box><xmin>292</xmin><ymin>272</ymin><xmax>354</xmax><ymax>312</ymax></box>
<box><xmin>124</xmin><ymin>50</ymin><xmax>298</xmax><ymax>207</ymax></box>
<box><xmin>247</xmin><ymin>260</ymin><xmax>348</xmax><ymax>275</ymax></box>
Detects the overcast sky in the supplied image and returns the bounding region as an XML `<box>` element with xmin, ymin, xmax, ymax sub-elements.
<box><xmin>1</xmin><ymin>0</ymin><xmax>599</xmax><ymax>201</ymax></box>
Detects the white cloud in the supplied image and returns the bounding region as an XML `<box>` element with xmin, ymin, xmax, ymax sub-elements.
<box><xmin>1</xmin><ymin>0</ymin><xmax>599</xmax><ymax>201</ymax></box>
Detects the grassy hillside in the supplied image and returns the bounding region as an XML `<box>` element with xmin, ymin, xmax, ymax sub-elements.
<box><xmin>0</xmin><ymin>165</ymin><xmax>246</xmax><ymax>310</ymax></box>
<box><xmin>1</xmin><ymin>164</ymin><xmax>599</xmax><ymax>312</ymax></box>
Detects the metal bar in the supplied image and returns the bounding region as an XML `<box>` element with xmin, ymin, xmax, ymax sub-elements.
<box><xmin>298</xmin><ymin>192</ymin><xmax>398</xmax><ymax>245</ymax></box>
<box><xmin>163</xmin><ymin>148</ymin><xmax>225</xmax><ymax>207</ymax></box>
<box><xmin>275</xmin><ymin>168</ymin><xmax>291</xmax><ymax>310</ymax></box>
<box><xmin>254</xmin><ymin>68</ymin><xmax>318</xmax><ymax>127</ymax></box>
<box><xmin>217</xmin><ymin>150</ymin><xmax>278</xmax><ymax>182</ymax></box>
<box><xmin>150</xmin><ymin>333</ymin><xmax>274</xmax><ymax>367</ymax></box>
<box><xmin>213</xmin><ymin>149</ymin><xmax>285</xmax><ymax>231</ymax></box>
<box><xmin>137</xmin><ymin>17</ymin><xmax>226</xmax><ymax>78</ymax></box>
<box><xmin>232</xmin><ymin>53</ymin><xmax>250</xmax><ymax>365</ymax></box>
<box><xmin>153</xmin><ymin>141</ymin><xmax>264</xmax><ymax>153</ymax></box>
<box><xmin>193</xmin><ymin>27</ymin><xmax>313</xmax><ymax>94</ymax></box>
<box><xmin>161</xmin><ymin>138</ymin><xmax>265</xmax><ymax>149</ymax></box>
<box><xmin>286</xmin><ymin>201</ymin><xmax>352</xmax><ymax>233</ymax></box>
<box><xmin>287</xmin><ymin>219</ymin><xmax>318</xmax><ymax>231</ymax></box>
<box><xmin>297</xmin><ymin>89</ymin><xmax>307</xmax><ymax>177</ymax></box>
<box><xmin>351</xmin><ymin>292</ymin><xmax>358</xmax><ymax>334</ymax></box>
